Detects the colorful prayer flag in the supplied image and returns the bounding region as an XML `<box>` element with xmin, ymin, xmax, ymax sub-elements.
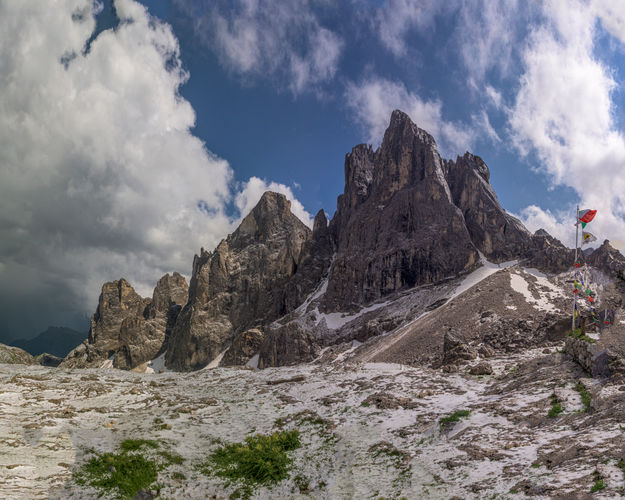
<box><xmin>578</xmin><ymin>209</ymin><xmax>597</xmax><ymax>228</ymax></box>
<box><xmin>581</xmin><ymin>231</ymin><xmax>597</xmax><ymax>245</ymax></box>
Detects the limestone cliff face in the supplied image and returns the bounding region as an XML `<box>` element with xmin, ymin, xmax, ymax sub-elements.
<box><xmin>60</xmin><ymin>273</ymin><xmax>187</xmax><ymax>369</ymax></box>
<box><xmin>444</xmin><ymin>152</ymin><xmax>532</xmax><ymax>262</ymax></box>
<box><xmin>323</xmin><ymin>110</ymin><xmax>479</xmax><ymax>311</ymax></box>
<box><xmin>165</xmin><ymin>192</ymin><xmax>312</xmax><ymax>371</ymax></box>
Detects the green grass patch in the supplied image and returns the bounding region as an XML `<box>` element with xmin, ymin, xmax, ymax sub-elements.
<box><xmin>547</xmin><ymin>394</ymin><xmax>563</xmax><ymax>418</ymax></box>
<box><xmin>200</xmin><ymin>429</ymin><xmax>301</xmax><ymax>499</ymax></box>
<box><xmin>74</xmin><ymin>451</ymin><xmax>158</xmax><ymax>499</ymax></box>
<box><xmin>439</xmin><ymin>409</ymin><xmax>470</xmax><ymax>427</ymax></box>
<box><xmin>574</xmin><ymin>382</ymin><xmax>591</xmax><ymax>412</ymax></box>
<box><xmin>568</xmin><ymin>328</ymin><xmax>597</xmax><ymax>344</ymax></box>
<box><xmin>119</xmin><ymin>439</ymin><xmax>159</xmax><ymax>452</ymax></box>
<box><xmin>158</xmin><ymin>450</ymin><xmax>184</xmax><ymax>466</ymax></box>
<box><xmin>172</xmin><ymin>471</ymin><xmax>186</xmax><ymax>481</ymax></box>
<box><xmin>591</xmin><ymin>470</ymin><xmax>606</xmax><ymax>492</ymax></box>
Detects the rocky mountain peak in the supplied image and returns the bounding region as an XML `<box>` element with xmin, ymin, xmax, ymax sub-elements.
<box><xmin>384</xmin><ymin>109</ymin><xmax>437</xmax><ymax>149</ymax></box>
<box><xmin>149</xmin><ymin>272</ymin><xmax>189</xmax><ymax>316</ymax></box>
<box><xmin>233</xmin><ymin>191</ymin><xmax>306</xmax><ymax>246</ymax></box>
<box><xmin>165</xmin><ymin>191</ymin><xmax>315</xmax><ymax>371</ymax></box>
<box><xmin>61</xmin><ymin>273</ymin><xmax>188</xmax><ymax>370</ymax></box>
<box><xmin>374</xmin><ymin>110</ymin><xmax>450</xmax><ymax>204</ymax></box>
<box><xmin>312</xmin><ymin>209</ymin><xmax>329</xmax><ymax>233</ymax></box>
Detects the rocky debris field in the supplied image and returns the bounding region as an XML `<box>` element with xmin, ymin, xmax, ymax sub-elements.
<box><xmin>3</xmin><ymin>342</ymin><xmax>625</xmax><ymax>499</ymax></box>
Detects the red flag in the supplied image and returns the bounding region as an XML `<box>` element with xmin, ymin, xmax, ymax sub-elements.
<box><xmin>578</xmin><ymin>209</ymin><xmax>597</xmax><ymax>224</ymax></box>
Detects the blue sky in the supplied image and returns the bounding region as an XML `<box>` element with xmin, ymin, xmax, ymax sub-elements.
<box><xmin>2</xmin><ymin>0</ymin><xmax>625</xmax><ymax>339</ymax></box>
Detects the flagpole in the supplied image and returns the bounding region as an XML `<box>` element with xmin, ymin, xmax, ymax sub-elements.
<box><xmin>573</xmin><ymin>205</ymin><xmax>579</xmax><ymax>331</ymax></box>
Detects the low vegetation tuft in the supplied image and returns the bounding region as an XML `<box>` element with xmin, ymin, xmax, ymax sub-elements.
<box><xmin>590</xmin><ymin>470</ymin><xmax>606</xmax><ymax>492</ymax></box>
<box><xmin>547</xmin><ymin>394</ymin><xmax>563</xmax><ymax>418</ymax></box>
<box><xmin>200</xmin><ymin>429</ymin><xmax>301</xmax><ymax>499</ymax></box>
<box><xmin>574</xmin><ymin>382</ymin><xmax>591</xmax><ymax>412</ymax></box>
<box><xmin>119</xmin><ymin>439</ymin><xmax>159</xmax><ymax>452</ymax></box>
<box><xmin>74</xmin><ymin>451</ymin><xmax>158</xmax><ymax>499</ymax></box>
<box><xmin>568</xmin><ymin>328</ymin><xmax>597</xmax><ymax>344</ymax></box>
<box><xmin>439</xmin><ymin>409</ymin><xmax>470</xmax><ymax>428</ymax></box>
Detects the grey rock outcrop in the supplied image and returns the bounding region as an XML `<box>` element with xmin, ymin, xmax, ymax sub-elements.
<box><xmin>444</xmin><ymin>152</ymin><xmax>531</xmax><ymax>262</ymax></box>
<box><xmin>60</xmin><ymin>273</ymin><xmax>187</xmax><ymax>369</ymax></box>
<box><xmin>0</xmin><ymin>343</ymin><xmax>37</xmax><ymax>365</ymax></box>
<box><xmin>258</xmin><ymin>322</ymin><xmax>319</xmax><ymax>368</ymax></box>
<box><xmin>586</xmin><ymin>240</ymin><xmax>625</xmax><ymax>274</ymax></box>
<box><xmin>526</xmin><ymin>229</ymin><xmax>577</xmax><ymax>274</ymax></box>
<box><xmin>165</xmin><ymin>192</ymin><xmax>312</xmax><ymax>371</ymax></box>
<box><xmin>283</xmin><ymin>209</ymin><xmax>334</xmax><ymax>312</ymax></box>
<box><xmin>221</xmin><ymin>328</ymin><xmax>264</xmax><ymax>366</ymax></box>
<box><xmin>36</xmin><ymin>353</ymin><xmax>63</xmax><ymax>367</ymax></box>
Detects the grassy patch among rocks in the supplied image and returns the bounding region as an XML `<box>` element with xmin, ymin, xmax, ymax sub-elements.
<box><xmin>73</xmin><ymin>438</ymin><xmax>183</xmax><ymax>499</ymax></box>
<box><xmin>547</xmin><ymin>394</ymin><xmax>563</xmax><ymax>418</ymax></box>
<box><xmin>200</xmin><ymin>429</ymin><xmax>301</xmax><ymax>499</ymax></box>
<box><xmin>439</xmin><ymin>409</ymin><xmax>470</xmax><ymax>428</ymax></box>
<box><xmin>574</xmin><ymin>382</ymin><xmax>591</xmax><ymax>412</ymax></box>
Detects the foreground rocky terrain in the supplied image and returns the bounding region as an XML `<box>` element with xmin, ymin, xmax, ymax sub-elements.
<box><xmin>3</xmin><ymin>343</ymin><xmax>625</xmax><ymax>499</ymax></box>
<box><xmin>3</xmin><ymin>257</ymin><xmax>625</xmax><ymax>499</ymax></box>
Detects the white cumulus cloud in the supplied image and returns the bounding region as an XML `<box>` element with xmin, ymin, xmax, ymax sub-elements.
<box><xmin>510</xmin><ymin>0</ymin><xmax>625</xmax><ymax>247</ymax></box>
<box><xmin>182</xmin><ymin>0</ymin><xmax>344</xmax><ymax>95</ymax></box>
<box><xmin>0</xmin><ymin>0</ymin><xmax>311</xmax><ymax>338</ymax></box>
<box><xmin>345</xmin><ymin>77</ymin><xmax>474</xmax><ymax>158</ymax></box>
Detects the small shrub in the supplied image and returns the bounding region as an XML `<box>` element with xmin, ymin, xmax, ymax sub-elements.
<box><xmin>201</xmin><ymin>429</ymin><xmax>301</xmax><ymax>496</ymax></box>
<box><xmin>547</xmin><ymin>394</ymin><xmax>563</xmax><ymax>418</ymax></box>
<box><xmin>568</xmin><ymin>328</ymin><xmax>597</xmax><ymax>344</ymax></box>
<box><xmin>74</xmin><ymin>452</ymin><xmax>158</xmax><ymax>499</ymax></box>
<box><xmin>294</xmin><ymin>474</ymin><xmax>310</xmax><ymax>492</ymax></box>
<box><xmin>591</xmin><ymin>470</ymin><xmax>606</xmax><ymax>492</ymax></box>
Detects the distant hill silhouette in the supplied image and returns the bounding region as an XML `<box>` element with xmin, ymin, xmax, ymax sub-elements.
<box><xmin>10</xmin><ymin>326</ymin><xmax>86</xmax><ymax>357</ymax></box>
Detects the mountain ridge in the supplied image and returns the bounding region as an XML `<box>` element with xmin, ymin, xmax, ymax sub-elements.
<box><xmin>60</xmin><ymin>109</ymin><xmax>625</xmax><ymax>372</ymax></box>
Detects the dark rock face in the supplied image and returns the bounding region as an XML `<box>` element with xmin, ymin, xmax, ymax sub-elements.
<box><xmin>60</xmin><ymin>274</ymin><xmax>188</xmax><ymax>369</ymax></box>
<box><xmin>283</xmin><ymin>209</ymin><xmax>334</xmax><ymax>312</ymax></box>
<box><xmin>166</xmin><ymin>192</ymin><xmax>312</xmax><ymax>371</ymax></box>
<box><xmin>526</xmin><ymin>229</ymin><xmax>576</xmax><ymax>274</ymax></box>
<box><xmin>36</xmin><ymin>353</ymin><xmax>63</xmax><ymax>367</ymax></box>
<box><xmin>221</xmin><ymin>328</ymin><xmax>264</xmax><ymax>366</ymax></box>
<box><xmin>324</xmin><ymin>110</ymin><xmax>479</xmax><ymax>311</ymax></box>
<box><xmin>444</xmin><ymin>152</ymin><xmax>531</xmax><ymax>262</ymax></box>
<box><xmin>586</xmin><ymin>240</ymin><xmax>625</xmax><ymax>274</ymax></box>
<box><xmin>258</xmin><ymin>322</ymin><xmax>319</xmax><ymax>368</ymax></box>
